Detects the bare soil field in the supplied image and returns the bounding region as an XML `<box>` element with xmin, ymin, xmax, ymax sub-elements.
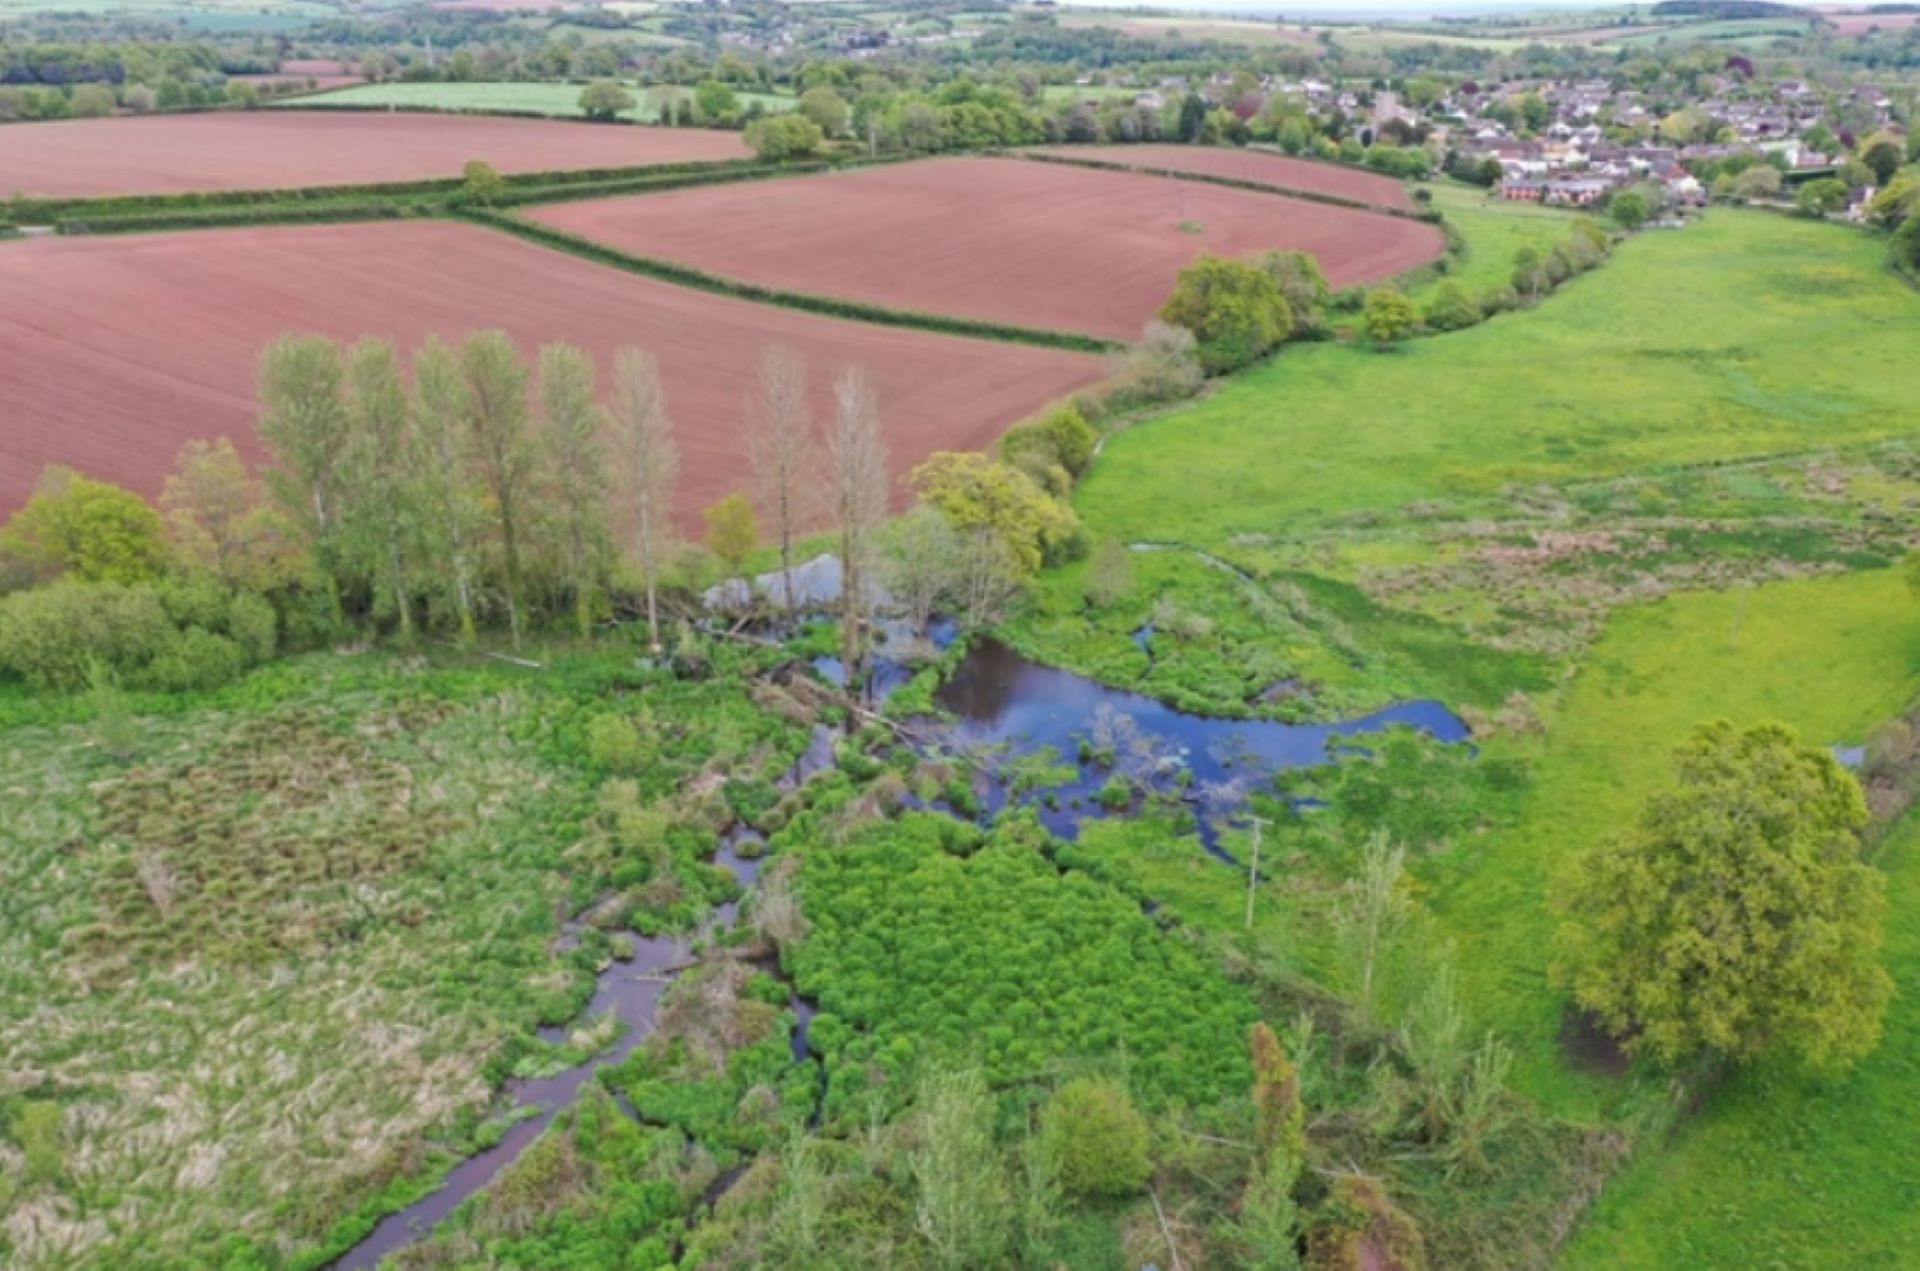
<box><xmin>1824</xmin><ymin>9</ymin><xmax>1920</xmax><ymax>34</ymax></box>
<box><xmin>526</xmin><ymin>156</ymin><xmax>1444</xmax><ymax>341</ymax></box>
<box><xmin>0</xmin><ymin>112</ymin><xmax>750</xmax><ymax>200</ymax></box>
<box><xmin>234</xmin><ymin>60</ymin><xmax>362</xmax><ymax>91</ymax></box>
<box><xmin>0</xmin><ymin>222</ymin><xmax>1102</xmax><ymax>525</ymax></box>
<box><xmin>1028</xmin><ymin>144</ymin><xmax>1418</xmax><ymax>211</ymax></box>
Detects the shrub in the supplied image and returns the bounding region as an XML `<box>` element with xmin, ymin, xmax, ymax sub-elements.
<box><xmin>578</xmin><ymin>80</ymin><xmax>637</xmax><ymax>123</ymax></box>
<box><xmin>0</xmin><ymin>576</ymin><xmax>275</xmax><ymax>692</ymax></box>
<box><xmin>1261</xmin><ymin>250</ymin><xmax>1331</xmax><ymax>337</ymax></box>
<box><xmin>1363</xmin><ymin>287</ymin><xmax>1419</xmax><ymax>347</ymax></box>
<box><xmin>1159</xmin><ymin>253</ymin><xmax>1293</xmax><ymax>373</ymax></box>
<box><xmin>1000</xmin><ymin>405</ymin><xmax>1097</xmax><ymax>486</ymax></box>
<box><xmin>1040</xmin><ymin>1078</ymin><xmax>1151</xmax><ymax>1198</ymax></box>
<box><xmin>147</xmin><ymin>628</ymin><xmax>246</xmax><ymax>693</ymax></box>
<box><xmin>1421</xmin><ymin>280</ymin><xmax>1481</xmax><ymax>332</ymax></box>
<box><xmin>587</xmin><ymin>713</ymin><xmax>652</xmax><ymax>774</ymax></box>
<box><xmin>0</xmin><ymin>580</ymin><xmax>173</xmax><ymax>690</ymax></box>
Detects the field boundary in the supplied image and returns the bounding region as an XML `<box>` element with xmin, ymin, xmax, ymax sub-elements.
<box><xmin>1014</xmin><ymin>148</ymin><xmax>1436</xmax><ymax>222</ymax></box>
<box><xmin>465</xmin><ymin>209</ymin><xmax>1122</xmax><ymax>354</ymax></box>
<box><xmin>8</xmin><ymin>153</ymin><xmax>807</xmax><ymax>225</ymax></box>
<box><xmin>40</xmin><ymin>159</ymin><xmax>869</xmax><ymax>237</ymax></box>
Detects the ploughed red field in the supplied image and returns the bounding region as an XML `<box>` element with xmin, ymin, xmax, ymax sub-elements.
<box><xmin>0</xmin><ymin>222</ymin><xmax>1104</xmax><ymax>527</ymax></box>
<box><xmin>527</xmin><ymin>156</ymin><xmax>1445</xmax><ymax>342</ymax></box>
<box><xmin>0</xmin><ymin>112</ymin><xmax>751</xmax><ymax>200</ymax></box>
<box><xmin>1025</xmin><ymin>144</ymin><xmax>1420</xmax><ymax>212</ymax></box>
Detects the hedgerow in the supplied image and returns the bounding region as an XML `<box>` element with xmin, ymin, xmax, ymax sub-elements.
<box><xmin>468</xmin><ymin>210</ymin><xmax>1120</xmax><ymax>354</ymax></box>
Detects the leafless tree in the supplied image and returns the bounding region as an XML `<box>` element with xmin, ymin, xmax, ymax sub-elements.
<box><xmin>826</xmin><ymin>367</ymin><xmax>889</xmax><ymax>683</ymax></box>
<box><xmin>612</xmin><ymin>349</ymin><xmax>679</xmax><ymax>654</ymax></box>
<box><xmin>748</xmin><ymin>344</ymin><xmax>812</xmax><ymax>610</ymax></box>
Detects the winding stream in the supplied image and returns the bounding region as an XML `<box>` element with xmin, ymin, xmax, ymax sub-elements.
<box><xmin>330</xmin><ymin>634</ymin><xmax>1465</xmax><ymax>1266</ymax></box>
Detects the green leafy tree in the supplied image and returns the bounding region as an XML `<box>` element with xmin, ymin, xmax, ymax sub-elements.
<box><xmin>69</xmin><ymin>84</ymin><xmax>115</xmax><ymax>118</ymax></box>
<box><xmin>910</xmin><ymin>452</ymin><xmax>1077</xmax><ymax>576</ymax></box>
<box><xmin>410</xmin><ymin>337</ymin><xmax>487</xmax><ymax>644</ymax></box>
<box><xmin>160</xmin><ymin>438</ymin><xmax>303</xmax><ymax>592</ymax></box>
<box><xmin>693</xmin><ymin>80</ymin><xmax>737</xmax><ymax>123</ymax></box>
<box><xmin>0</xmin><ymin>467</ymin><xmax>168</xmax><ymax>585</ymax></box>
<box><xmin>458</xmin><ymin>331</ymin><xmax>537</xmax><ymax>647</ymax></box>
<box><xmin>1859</xmin><ymin>131</ymin><xmax>1905</xmax><ymax>186</ymax></box>
<box><xmin>1159</xmin><ymin>253</ymin><xmax>1293</xmax><ymax>373</ymax></box>
<box><xmin>1261</xmin><ymin>250</ymin><xmax>1330</xmax><ymax>336</ymax></box>
<box><xmin>703</xmin><ymin>492</ymin><xmax>758</xmax><ymax>582</ymax></box>
<box><xmin>1795</xmin><ymin>177</ymin><xmax>1849</xmax><ymax>218</ymax></box>
<box><xmin>999</xmin><ymin>404</ymin><xmax>1096</xmax><ymax>489</ymax></box>
<box><xmin>1362</xmin><ymin>286</ymin><xmax>1418</xmax><ymax>347</ymax></box>
<box><xmin>1553</xmin><ymin>721</ymin><xmax>1891</xmax><ymax>1069</ymax></box>
<box><xmin>578</xmin><ymin>80</ymin><xmax>636</xmax><ymax>123</ymax></box>
<box><xmin>1609</xmin><ymin>188</ymin><xmax>1651</xmax><ymax>230</ymax></box>
<box><xmin>1731</xmin><ymin>164</ymin><xmax>1783</xmax><ymax>202</ymax></box>
<box><xmin>539</xmin><ymin>342</ymin><xmax>614</xmax><ymax>635</ymax></box>
<box><xmin>1040</xmin><ymin>1078</ymin><xmax>1151</xmax><ymax>1199</ymax></box>
<box><xmin>1894</xmin><ymin>215</ymin><xmax>1920</xmax><ymax>275</ymax></box>
<box><xmin>460</xmin><ymin>159</ymin><xmax>506</xmax><ymax>206</ymax></box>
<box><xmin>1866</xmin><ymin>175</ymin><xmax>1918</xmax><ymax>228</ymax></box>
<box><xmin>1421</xmin><ymin>280</ymin><xmax>1481</xmax><ymax>332</ymax></box>
<box><xmin>797</xmin><ymin>86</ymin><xmax>849</xmax><ymax>136</ymax></box>
<box><xmin>744</xmin><ymin>113</ymin><xmax>824</xmax><ymax>160</ymax></box>
<box><xmin>259</xmin><ymin>335</ymin><xmax>353</xmax><ymax>624</ymax></box>
<box><xmin>344</xmin><ymin>338</ymin><xmax>422</xmax><ymax>638</ymax></box>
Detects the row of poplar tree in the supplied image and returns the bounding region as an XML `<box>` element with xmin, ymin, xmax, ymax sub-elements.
<box><xmin>257</xmin><ymin>331</ymin><xmax>891</xmax><ymax>660</ymax></box>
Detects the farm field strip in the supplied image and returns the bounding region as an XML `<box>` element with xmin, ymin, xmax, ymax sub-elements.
<box><xmin>1026</xmin><ymin>142</ymin><xmax>1419</xmax><ymax>212</ymax></box>
<box><xmin>524</xmin><ymin>155</ymin><xmax>1446</xmax><ymax>342</ymax></box>
<box><xmin>0</xmin><ymin>220</ymin><xmax>1104</xmax><ymax>526</ymax></box>
<box><xmin>0</xmin><ymin>110</ymin><xmax>750</xmax><ymax>200</ymax></box>
<box><xmin>283</xmin><ymin>79</ymin><xmax>797</xmax><ymax>121</ymax></box>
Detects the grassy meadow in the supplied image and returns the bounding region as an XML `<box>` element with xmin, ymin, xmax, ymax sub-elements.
<box><xmin>1007</xmin><ymin>203</ymin><xmax>1920</xmax><ymax>1262</ymax></box>
<box><xmin>0</xmin><ymin>646</ymin><xmax>810</xmax><ymax>1266</ymax></box>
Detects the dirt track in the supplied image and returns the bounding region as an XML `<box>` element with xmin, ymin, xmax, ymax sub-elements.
<box><xmin>0</xmin><ymin>222</ymin><xmax>1103</xmax><ymax>527</ymax></box>
<box><xmin>0</xmin><ymin>112</ymin><xmax>750</xmax><ymax>200</ymax></box>
<box><xmin>1028</xmin><ymin>144</ymin><xmax>1419</xmax><ymax>211</ymax></box>
<box><xmin>528</xmin><ymin>156</ymin><xmax>1445</xmax><ymax>341</ymax></box>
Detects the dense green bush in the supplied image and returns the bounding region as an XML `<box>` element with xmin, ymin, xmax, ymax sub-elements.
<box><xmin>783</xmin><ymin>812</ymin><xmax>1256</xmax><ymax>1118</ymax></box>
<box><xmin>1159</xmin><ymin>253</ymin><xmax>1294</xmax><ymax>373</ymax></box>
<box><xmin>1000</xmin><ymin>405</ymin><xmax>1098</xmax><ymax>490</ymax></box>
<box><xmin>0</xmin><ymin>467</ymin><xmax>168</xmax><ymax>584</ymax></box>
<box><xmin>0</xmin><ymin>576</ymin><xmax>276</xmax><ymax>691</ymax></box>
<box><xmin>1040</xmin><ymin>1078</ymin><xmax>1152</xmax><ymax>1198</ymax></box>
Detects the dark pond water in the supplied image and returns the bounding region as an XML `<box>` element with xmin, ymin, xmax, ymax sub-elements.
<box><xmin>928</xmin><ymin>637</ymin><xmax>1469</xmax><ymax>853</ymax></box>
